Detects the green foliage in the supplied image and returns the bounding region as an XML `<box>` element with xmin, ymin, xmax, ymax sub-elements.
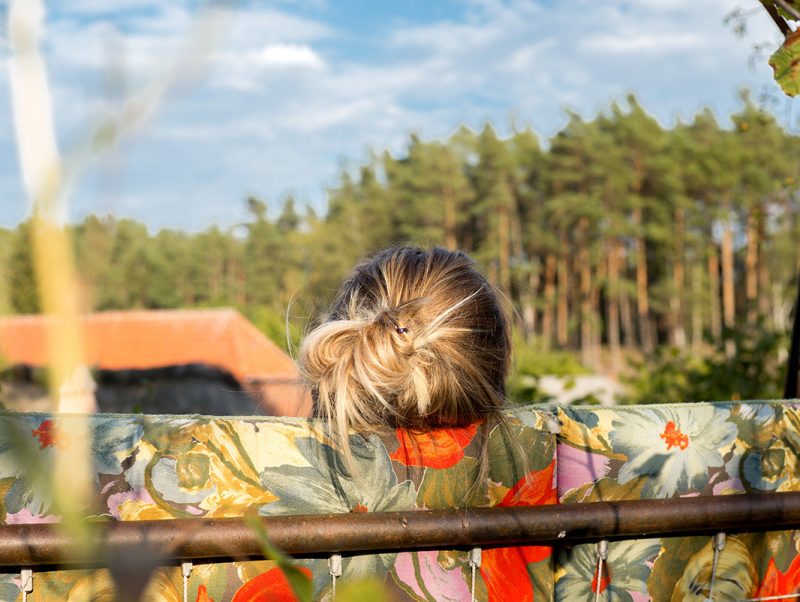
<box><xmin>508</xmin><ymin>336</ymin><xmax>587</xmax><ymax>403</ymax></box>
<box><xmin>619</xmin><ymin>347</ymin><xmax>710</xmax><ymax>405</ymax></box>
<box><xmin>620</xmin><ymin>324</ymin><xmax>787</xmax><ymax>405</ymax></box>
<box><xmin>246</xmin><ymin>306</ymin><xmax>304</xmax><ymax>355</ymax></box>
<box><xmin>0</xmin><ymin>228</ymin><xmax>13</xmax><ymax>315</ymax></box>
<box><xmin>8</xmin><ymin>222</ymin><xmax>39</xmax><ymax>313</ymax></box>
<box><xmin>2</xmin><ymin>94</ymin><xmax>799</xmax><ymax>388</ymax></box>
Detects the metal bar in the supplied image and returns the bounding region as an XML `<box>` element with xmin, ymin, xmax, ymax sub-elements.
<box><xmin>1</xmin><ymin>492</ymin><xmax>799</xmax><ymax>567</ymax></box>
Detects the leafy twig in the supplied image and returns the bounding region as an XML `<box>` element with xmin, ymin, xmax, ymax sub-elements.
<box><xmin>762</xmin><ymin>0</ymin><xmax>792</xmax><ymax>36</ymax></box>
<box><xmin>775</xmin><ymin>0</ymin><xmax>800</xmax><ymax>21</ymax></box>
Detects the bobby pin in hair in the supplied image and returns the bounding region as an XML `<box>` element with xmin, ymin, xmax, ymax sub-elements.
<box><xmin>381</xmin><ymin>311</ymin><xmax>409</xmax><ymax>335</ymax></box>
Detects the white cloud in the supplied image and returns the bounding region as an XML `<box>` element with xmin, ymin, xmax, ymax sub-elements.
<box><xmin>581</xmin><ymin>32</ymin><xmax>706</xmax><ymax>54</ymax></box>
<box><xmin>250</xmin><ymin>43</ymin><xmax>324</xmax><ymax>69</ymax></box>
<box><xmin>504</xmin><ymin>41</ymin><xmax>556</xmax><ymax>74</ymax></box>
<box><xmin>390</xmin><ymin>19</ymin><xmax>502</xmax><ymax>55</ymax></box>
<box><xmin>1</xmin><ymin>0</ymin><xmax>792</xmax><ymax>230</ymax></box>
<box><xmin>55</xmin><ymin>0</ymin><xmax>165</xmax><ymax>16</ymax></box>
<box><xmin>284</xmin><ymin>97</ymin><xmax>383</xmax><ymax>132</ymax></box>
<box><xmin>242</xmin><ymin>44</ymin><xmax>325</xmax><ymax>69</ymax></box>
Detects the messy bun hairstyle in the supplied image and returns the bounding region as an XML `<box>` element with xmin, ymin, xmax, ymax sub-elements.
<box><xmin>299</xmin><ymin>246</ymin><xmax>510</xmax><ymax>455</ymax></box>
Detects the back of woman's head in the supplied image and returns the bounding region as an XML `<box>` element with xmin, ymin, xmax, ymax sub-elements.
<box><xmin>299</xmin><ymin>246</ymin><xmax>510</xmax><ymax>443</ymax></box>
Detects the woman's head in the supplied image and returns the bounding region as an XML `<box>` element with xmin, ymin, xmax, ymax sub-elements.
<box><xmin>299</xmin><ymin>246</ymin><xmax>510</xmax><ymax>439</ymax></box>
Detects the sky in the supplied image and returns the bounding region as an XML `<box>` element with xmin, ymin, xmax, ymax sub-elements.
<box><xmin>0</xmin><ymin>0</ymin><xmax>789</xmax><ymax>231</ymax></box>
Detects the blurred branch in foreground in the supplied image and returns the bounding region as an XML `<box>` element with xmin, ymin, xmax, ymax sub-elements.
<box><xmin>8</xmin><ymin>0</ymin><xmax>94</xmax><ymax>554</ymax></box>
<box><xmin>7</xmin><ymin>0</ymin><xmax>233</xmax><ymax>595</ymax></box>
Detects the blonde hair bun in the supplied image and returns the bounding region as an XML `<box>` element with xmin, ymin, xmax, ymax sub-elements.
<box><xmin>299</xmin><ymin>247</ymin><xmax>510</xmax><ymax>441</ymax></box>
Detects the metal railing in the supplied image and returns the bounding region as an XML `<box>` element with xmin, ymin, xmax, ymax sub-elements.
<box><xmin>1</xmin><ymin>492</ymin><xmax>800</xmax><ymax>566</ymax></box>
<box><xmin>2</xmin><ymin>492</ymin><xmax>800</xmax><ymax>601</ymax></box>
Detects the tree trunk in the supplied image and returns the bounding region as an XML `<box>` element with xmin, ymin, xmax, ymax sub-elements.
<box><xmin>498</xmin><ymin>195</ymin><xmax>512</xmax><ymax>294</ymax></box>
<box><xmin>607</xmin><ymin>240</ymin><xmax>622</xmax><ymax>373</ymax></box>
<box><xmin>745</xmin><ymin>206</ymin><xmax>759</xmax><ymax>326</ymax></box>
<box><xmin>511</xmin><ymin>215</ymin><xmax>536</xmax><ymax>340</ymax></box>
<box><xmin>578</xmin><ymin>218</ymin><xmax>593</xmax><ymax>366</ymax></box>
<box><xmin>236</xmin><ymin>262</ymin><xmax>247</xmax><ymax>307</ymax></box>
<box><xmin>708</xmin><ymin>242</ymin><xmax>722</xmax><ymax>344</ymax></box>
<box><xmin>632</xmin><ymin>206</ymin><xmax>653</xmax><ymax>352</ymax></box>
<box><xmin>443</xmin><ymin>185</ymin><xmax>457</xmax><ymax>250</ymax></box>
<box><xmin>773</xmin><ymin>282</ymin><xmax>787</xmax><ymax>333</ymax></box>
<box><xmin>721</xmin><ymin>202</ymin><xmax>736</xmax><ymax>357</ymax></box>
<box><xmin>671</xmin><ymin>207</ymin><xmax>687</xmax><ymax>348</ymax></box>
<box><xmin>209</xmin><ymin>261</ymin><xmax>222</xmax><ymax>302</ymax></box>
<box><xmin>691</xmin><ymin>262</ymin><xmax>703</xmax><ymax>351</ymax></box>
<box><xmin>592</xmin><ymin>248</ymin><xmax>604</xmax><ymax>359</ymax></box>
<box><xmin>542</xmin><ymin>253</ymin><xmax>556</xmax><ymax>349</ymax></box>
<box><xmin>557</xmin><ymin>231</ymin><xmax>570</xmax><ymax>347</ymax></box>
<box><xmin>757</xmin><ymin>208</ymin><xmax>771</xmax><ymax>326</ymax></box>
<box><xmin>522</xmin><ymin>259</ymin><xmax>540</xmax><ymax>340</ymax></box>
<box><xmin>225</xmin><ymin>255</ymin><xmax>236</xmax><ymax>306</ymax></box>
<box><xmin>621</xmin><ymin>292</ymin><xmax>634</xmax><ymax>349</ymax></box>
<box><xmin>620</xmin><ymin>243</ymin><xmax>635</xmax><ymax>348</ymax></box>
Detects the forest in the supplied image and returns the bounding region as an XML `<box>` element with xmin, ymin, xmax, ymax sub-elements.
<box><xmin>2</xmin><ymin>94</ymin><xmax>799</xmax><ymax>404</ymax></box>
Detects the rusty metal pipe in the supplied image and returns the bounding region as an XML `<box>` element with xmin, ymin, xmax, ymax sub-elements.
<box><xmin>1</xmin><ymin>492</ymin><xmax>800</xmax><ymax>567</ymax></box>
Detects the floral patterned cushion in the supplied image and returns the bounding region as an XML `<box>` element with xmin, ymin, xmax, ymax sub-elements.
<box><xmin>5</xmin><ymin>402</ymin><xmax>798</xmax><ymax>601</ymax></box>
<box><xmin>556</xmin><ymin>401</ymin><xmax>800</xmax><ymax>601</ymax></box>
<box><xmin>0</xmin><ymin>407</ymin><xmax>557</xmax><ymax>601</ymax></box>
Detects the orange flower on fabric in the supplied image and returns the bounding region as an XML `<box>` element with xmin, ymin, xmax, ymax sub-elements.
<box><xmin>756</xmin><ymin>556</ymin><xmax>800</xmax><ymax>597</ymax></box>
<box><xmin>31</xmin><ymin>420</ymin><xmax>69</xmax><ymax>450</ymax></box>
<box><xmin>231</xmin><ymin>567</ymin><xmax>312</xmax><ymax>602</ymax></box>
<box><xmin>500</xmin><ymin>459</ymin><xmax>557</xmax><ymax>508</ymax></box>
<box><xmin>390</xmin><ymin>423</ymin><xmax>479</xmax><ymax>469</ymax></box>
<box><xmin>480</xmin><ymin>460</ymin><xmax>557</xmax><ymax>601</ymax></box>
<box><xmin>195</xmin><ymin>585</ymin><xmax>215</xmax><ymax>602</ymax></box>
<box><xmin>480</xmin><ymin>546</ymin><xmax>537</xmax><ymax>602</ymax></box>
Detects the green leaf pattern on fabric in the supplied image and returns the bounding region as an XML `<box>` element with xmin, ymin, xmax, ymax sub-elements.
<box><xmin>0</xmin><ymin>409</ymin><xmax>556</xmax><ymax>601</ymax></box>
<box><xmin>556</xmin><ymin>401</ymin><xmax>800</xmax><ymax>600</ymax></box>
<box><xmin>3</xmin><ymin>402</ymin><xmax>799</xmax><ymax>600</ymax></box>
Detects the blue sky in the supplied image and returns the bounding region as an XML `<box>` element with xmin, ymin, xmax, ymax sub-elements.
<box><xmin>0</xmin><ymin>0</ymin><xmax>789</xmax><ymax>231</ymax></box>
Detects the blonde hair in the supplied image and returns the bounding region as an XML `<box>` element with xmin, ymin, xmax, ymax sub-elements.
<box><xmin>299</xmin><ymin>246</ymin><xmax>510</xmax><ymax>463</ymax></box>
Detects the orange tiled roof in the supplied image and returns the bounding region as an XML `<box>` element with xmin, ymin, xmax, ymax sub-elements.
<box><xmin>0</xmin><ymin>309</ymin><xmax>299</xmax><ymax>384</ymax></box>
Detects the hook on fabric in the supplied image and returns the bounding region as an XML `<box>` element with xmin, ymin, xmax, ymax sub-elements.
<box><xmin>594</xmin><ymin>540</ymin><xmax>609</xmax><ymax>602</ymax></box>
<box><xmin>705</xmin><ymin>532</ymin><xmax>726</xmax><ymax>602</ymax></box>
<box><xmin>20</xmin><ymin>569</ymin><xmax>33</xmax><ymax>602</ymax></box>
<box><xmin>468</xmin><ymin>547</ymin><xmax>482</xmax><ymax>602</ymax></box>
<box><xmin>181</xmin><ymin>561</ymin><xmax>193</xmax><ymax>602</ymax></box>
<box><xmin>329</xmin><ymin>553</ymin><xmax>343</xmax><ymax>600</ymax></box>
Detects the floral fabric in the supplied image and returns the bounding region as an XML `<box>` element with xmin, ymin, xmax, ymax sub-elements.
<box><xmin>3</xmin><ymin>401</ymin><xmax>799</xmax><ymax>601</ymax></box>
<box><xmin>0</xmin><ymin>408</ymin><xmax>556</xmax><ymax>601</ymax></box>
<box><xmin>556</xmin><ymin>401</ymin><xmax>800</xmax><ymax>601</ymax></box>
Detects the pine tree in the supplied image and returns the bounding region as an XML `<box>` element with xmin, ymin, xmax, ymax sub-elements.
<box><xmin>468</xmin><ymin>124</ymin><xmax>516</xmax><ymax>293</ymax></box>
<box><xmin>244</xmin><ymin>196</ymin><xmax>283</xmax><ymax>308</ymax></box>
<box><xmin>509</xmin><ymin>127</ymin><xmax>545</xmax><ymax>339</ymax></box>
<box><xmin>8</xmin><ymin>221</ymin><xmax>39</xmax><ymax>313</ymax></box>
<box><xmin>384</xmin><ymin>136</ymin><xmax>470</xmax><ymax>251</ymax></box>
<box><xmin>606</xmin><ymin>95</ymin><xmax>668</xmax><ymax>353</ymax></box>
<box><xmin>731</xmin><ymin>95</ymin><xmax>794</xmax><ymax>328</ymax></box>
<box><xmin>684</xmin><ymin>109</ymin><xmax>741</xmax><ymax>353</ymax></box>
